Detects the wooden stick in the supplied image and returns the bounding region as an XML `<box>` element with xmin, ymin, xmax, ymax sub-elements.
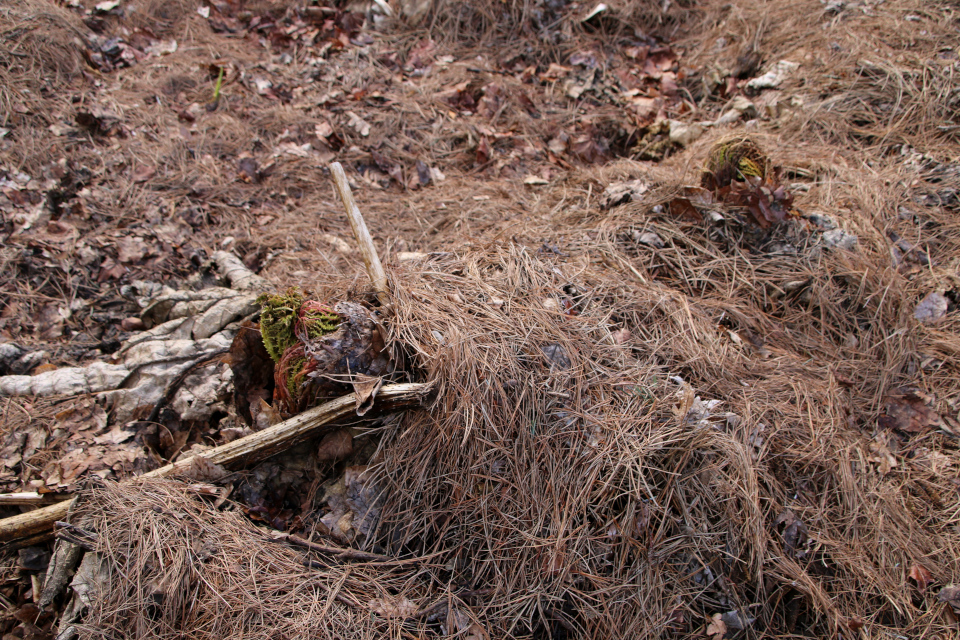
<box><xmin>0</xmin><ymin>492</ymin><xmax>70</xmax><ymax>506</ymax></box>
<box><xmin>0</xmin><ymin>382</ymin><xmax>428</xmax><ymax>544</ymax></box>
<box><xmin>329</xmin><ymin>162</ymin><xmax>391</xmax><ymax>307</ymax></box>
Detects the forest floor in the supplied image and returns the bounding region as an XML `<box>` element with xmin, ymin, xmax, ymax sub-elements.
<box><xmin>1</xmin><ymin>0</ymin><xmax>960</xmax><ymax>638</ymax></box>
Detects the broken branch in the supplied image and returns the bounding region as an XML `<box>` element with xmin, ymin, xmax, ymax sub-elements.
<box><xmin>329</xmin><ymin>162</ymin><xmax>391</xmax><ymax>308</ymax></box>
<box><xmin>0</xmin><ymin>382</ymin><xmax>429</xmax><ymax>544</ymax></box>
<box><xmin>0</xmin><ymin>492</ymin><xmax>71</xmax><ymax>506</ymax></box>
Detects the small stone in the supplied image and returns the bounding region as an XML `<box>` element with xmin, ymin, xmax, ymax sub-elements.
<box><xmin>821</xmin><ymin>228</ymin><xmax>858</xmax><ymax>250</ymax></box>
<box><xmin>120</xmin><ymin>317</ymin><xmax>145</xmax><ymax>332</ymax></box>
<box><xmin>668</xmin><ymin>120</ymin><xmax>706</xmax><ymax>147</ymax></box>
<box><xmin>806</xmin><ymin>212</ymin><xmax>837</xmax><ymax>230</ymax></box>
<box><xmin>915</xmin><ymin>292</ymin><xmax>949</xmax><ymax>325</ymax></box>
<box><xmin>729</xmin><ymin>95</ymin><xmax>757</xmax><ymax>118</ymax></box>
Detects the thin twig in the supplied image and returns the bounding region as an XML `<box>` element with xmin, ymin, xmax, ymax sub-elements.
<box><xmin>272</xmin><ymin>531</ymin><xmax>393</xmax><ymax>562</ymax></box>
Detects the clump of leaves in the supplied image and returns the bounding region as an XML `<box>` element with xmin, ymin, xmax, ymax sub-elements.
<box><xmin>701</xmin><ymin>136</ymin><xmax>794</xmax><ymax>227</ymax></box>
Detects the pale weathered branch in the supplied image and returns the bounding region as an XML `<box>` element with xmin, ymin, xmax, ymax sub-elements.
<box><xmin>329</xmin><ymin>162</ymin><xmax>391</xmax><ymax>307</ymax></box>
<box><xmin>0</xmin><ymin>382</ymin><xmax>429</xmax><ymax>543</ymax></box>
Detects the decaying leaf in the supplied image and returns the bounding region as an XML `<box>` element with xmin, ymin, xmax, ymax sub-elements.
<box><xmin>909</xmin><ymin>564</ymin><xmax>933</xmax><ymax>592</ymax></box>
<box><xmin>915</xmin><ymin>292</ymin><xmax>949</xmax><ymax>325</ymax></box>
<box><xmin>879</xmin><ymin>388</ymin><xmax>942</xmax><ymax>434</ymax></box>
<box><xmin>316</xmin><ymin>428</ymin><xmax>354</xmax><ymax>462</ymax></box>
<box><xmin>721</xmin><ymin>610</ymin><xmax>755</xmax><ymax>631</ymax></box>
<box><xmin>701</xmin><ymin>137</ymin><xmax>793</xmax><ymax>227</ymax></box>
<box><xmin>177</xmin><ymin>455</ymin><xmax>230</xmax><ymax>483</ymax></box>
<box><xmin>319</xmin><ymin>465</ymin><xmax>383</xmax><ymax>542</ymax></box>
<box><xmin>669</xmin><ymin>196</ymin><xmax>704</xmax><ymax>222</ymax></box>
<box><xmin>352</xmin><ymin>373</ymin><xmax>383</xmax><ymax>415</ymax></box>
<box><xmin>444</xmin><ymin>607</ymin><xmax>490</xmax><ymax>640</ymax></box>
<box><xmin>937</xmin><ymin>584</ymin><xmax>960</xmax><ymax>610</ymax></box>
<box><xmin>867</xmin><ymin>432</ymin><xmax>898</xmax><ymax>475</ymax></box>
<box><xmin>75</xmin><ymin>107</ymin><xmax>124</xmax><ymax>137</ymax></box>
<box><xmin>600</xmin><ymin>179</ymin><xmax>650</xmax><ymax>209</ymax></box>
<box><xmin>367</xmin><ymin>596</ymin><xmax>418</xmax><ymax>618</ymax></box>
<box><xmin>775</xmin><ymin>509</ymin><xmax>808</xmax><ymax>558</ymax></box>
<box><xmin>346</xmin><ymin>111</ymin><xmax>371</xmax><ymax>137</ymax></box>
<box><xmin>725</xmin><ymin>174</ymin><xmax>794</xmax><ymax>227</ymax></box>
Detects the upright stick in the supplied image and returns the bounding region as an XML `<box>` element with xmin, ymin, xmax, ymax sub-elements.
<box><xmin>329</xmin><ymin>162</ymin><xmax>391</xmax><ymax>308</ymax></box>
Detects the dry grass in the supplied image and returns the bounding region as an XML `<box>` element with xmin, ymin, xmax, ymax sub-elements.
<box><xmin>73</xmin><ymin>478</ymin><xmax>434</xmax><ymax>640</ymax></box>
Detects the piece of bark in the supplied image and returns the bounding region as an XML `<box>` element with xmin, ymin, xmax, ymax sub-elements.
<box><xmin>39</xmin><ymin>540</ymin><xmax>83</xmax><ymax>607</ymax></box>
<box><xmin>0</xmin><ymin>382</ymin><xmax>429</xmax><ymax>543</ymax></box>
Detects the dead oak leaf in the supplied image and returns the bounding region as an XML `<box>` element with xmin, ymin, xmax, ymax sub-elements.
<box><xmin>909</xmin><ymin>564</ymin><xmax>933</xmax><ymax>592</ymax></box>
<box><xmin>316</xmin><ymin>428</ymin><xmax>354</xmax><ymax>462</ymax></box>
<box><xmin>937</xmin><ymin>584</ymin><xmax>960</xmax><ymax>610</ymax></box>
<box><xmin>132</xmin><ymin>164</ymin><xmax>156</xmax><ymax>183</ymax></box>
<box><xmin>867</xmin><ymin>433</ymin><xmax>898</xmax><ymax>475</ymax></box>
<box><xmin>706</xmin><ymin>613</ymin><xmax>727</xmax><ymax>639</ymax></box>
<box><xmin>116</xmin><ymin>236</ymin><xmax>149</xmax><ymax>263</ymax></box>
<box><xmin>879</xmin><ymin>388</ymin><xmax>942</xmax><ymax>434</ymax></box>
<box><xmin>345</xmin><ymin>111</ymin><xmax>371</xmax><ymax>137</ymax></box>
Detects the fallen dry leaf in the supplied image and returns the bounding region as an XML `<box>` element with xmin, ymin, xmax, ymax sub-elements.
<box><xmin>909</xmin><ymin>564</ymin><xmax>933</xmax><ymax>592</ymax></box>
<box><xmin>316</xmin><ymin>428</ymin><xmax>354</xmax><ymax>462</ymax></box>
<box><xmin>776</xmin><ymin>509</ymin><xmax>809</xmax><ymax>558</ymax></box>
<box><xmin>706</xmin><ymin>612</ymin><xmax>727</xmax><ymax>639</ymax></box>
<box><xmin>444</xmin><ymin>607</ymin><xmax>490</xmax><ymax>640</ymax></box>
<box><xmin>915</xmin><ymin>292</ymin><xmax>949</xmax><ymax>325</ymax></box>
<box><xmin>367</xmin><ymin>596</ymin><xmax>418</xmax><ymax>618</ymax></box>
<box><xmin>346</xmin><ymin>111</ymin><xmax>371</xmax><ymax>137</ymax></box>
<box><xmin>669</xmin><ymin>197</ymin><xmax>704</xmax><ymax>223</ymax></box>
<box><xmin>132</xmin><ymin>164</ymin><xmax>156</xmax><ymax>183</ymax></box>
<box><xmin>879</xmin><ymin>388</ymin><xmax>942</xmax><ymax>434</ymax></box>
<box><xmin>937</xmin><ymin>584</ymin><xmax>960</xmax><ymax>610</ymax></box>
<box><xmin>116</xmin><ymin>236</ymin><xmax>149</xmax><ymax>263</ymax></box>
<box><xmin>867</xmin><ymin>432</ymin><xmax>898</xmax><ymax>475</ymax></box>
<box><xmin>540</xmin><ymin>63</ymin><xmax>571</xmax><ymax>81</ymax></box>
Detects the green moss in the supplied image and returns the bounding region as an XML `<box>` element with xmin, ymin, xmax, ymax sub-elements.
<box><xmin>257</xmin><ymin>289</ymin><xmax>305</xmax><ymax>363</ymax></box>
<box><xmin>286</xmin><ymin>355</ymin><xmax>307</xmax><ymax>400</ymax></box>
<box><xmin>702</xmin><ymin>137</ymin><xmax>770</xmax><ymax>189</ymax></box>
<box><xmin>299</xmin><ymin>301</ymin><xmax>341</xmax><ymax>340</ymax></box>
